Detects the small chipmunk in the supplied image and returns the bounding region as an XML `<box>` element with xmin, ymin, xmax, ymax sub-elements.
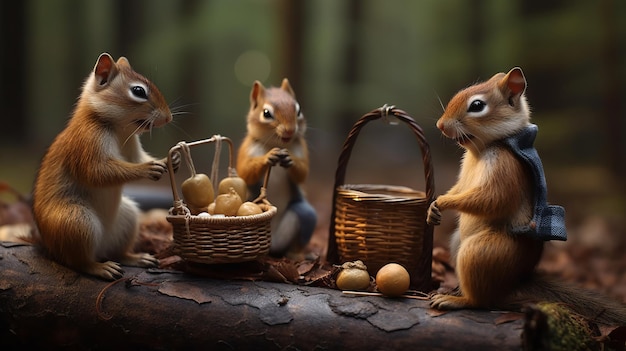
<box><xmin>236</xmin><ymin>78</ymin><xmax>317</xmax><ymax>257</ymax></box>
<box><xmin>32</xmin><ymin>53</ymin><xmax>179</xmax><ymax>281</ymax></box>
<box><xmin>427</xmin><ymin>67</ymin><xmax>626</xmax><ymax>324</ymax></box>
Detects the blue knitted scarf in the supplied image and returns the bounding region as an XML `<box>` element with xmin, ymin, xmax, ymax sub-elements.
<box><xmin>501</xmin><ymin>124</ymin><xmax>567</xmax><ymax>241</ymax></box>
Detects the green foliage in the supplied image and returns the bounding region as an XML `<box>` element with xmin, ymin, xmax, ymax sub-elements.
<box><xmin>1</xmin><ymin>0</ymin><xmax>625</xmax><ymax>199</ymax></box>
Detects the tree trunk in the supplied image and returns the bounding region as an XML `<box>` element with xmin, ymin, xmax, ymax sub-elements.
<box><xmin>0</xmin><ymin>243</ymin><xmax>526</xmax><ymax>350</ymax></box>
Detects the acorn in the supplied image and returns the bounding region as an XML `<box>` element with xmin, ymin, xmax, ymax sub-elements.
<box><xmin>375</xmin><ymin>263</ymin><xmax>410</xmax><ymax>297</ymax></box>
<box><xmin>218</xmin><ymin>176</ymin><xmax>248</xmax><ymax>201</ymax></box>
<box><xmin>237</xmin><ymin>201</ymin><xmax>263</xmax><ymax>216</ymax></box>
<box><xmin>181</xmin><ymin>173</ymin><xmax>214</xmax><ymax>210</ymax></box>
<box><xmin>213</xmin><ymin>187</ymin><xmax>243</xmax><ymax>216</ymax></box>
<box><xmin>336</xmin><ymin>260</ymin><xmax>371</xmax><ymax>291</ymax></box>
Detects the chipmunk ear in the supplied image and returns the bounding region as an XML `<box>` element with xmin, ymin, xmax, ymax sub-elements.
<box><xmin>250</xmin><ymin>80</ymin><xmax>265</xmax><ymax>109</ymax></box>
<box><xmin>116</xmin><ymin>56</ymin><xmax>131</xmax><ymax>69</ymax></box>
<box><xmin>499</xmin><ymin>67</ymin><xmax>527</xmax><ymax>106</ymax></box>
<box><xmin>280</xmin><ymin>78</ymin><xmax>295</xmax><ymax>98</ymax></box>
<box><xmin>502</xmin><ymin>67</ymin><xmax>526</xmax><ymax>95</ymax></box>
<box><xmin>93</xmin><ymin>53</ymin><xmax>118</xmax><ymax>86</ymax></box>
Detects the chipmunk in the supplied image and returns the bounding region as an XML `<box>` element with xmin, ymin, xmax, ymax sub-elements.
<box><xmin>32</xmin><ymin>53</ymin><xmax>179</xmax><ymax>281</ymax></box>
<box><xmin>427</xmin><ymin>67</ymin><xmax>626</xmax><ymax>324</ymax></box>
<box><xmin>236</xmin><ymin>78</ymin><xmax>317</xmax><ymax>257</ymax></box>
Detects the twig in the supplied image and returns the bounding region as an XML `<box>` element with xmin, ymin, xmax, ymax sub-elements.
<box><xmin>96</xmin><ymin>277</ymin><xmax>130</xmax><ymax>321</ymax></box>
<box><xmin>95</xmin><ymin>276</ymin><xmax>161</xmax><ymax>320</ymax></box>
<box><xmin>342</xmin><ymin>290</ymin><xmax>430</xmax><ymax>300</ymax></box>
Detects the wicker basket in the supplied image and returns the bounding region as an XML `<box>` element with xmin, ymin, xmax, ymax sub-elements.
<box><xmin>165</xmin><ymin>135</ymin><xmax>276</xmax><ymax>264</ymax></box>
<box><xmin>328</xmin><ymin>105</ymin><xmax>435</xmax><ymax>291</ymax></box>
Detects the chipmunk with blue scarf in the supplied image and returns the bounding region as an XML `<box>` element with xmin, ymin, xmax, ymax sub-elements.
<box><xmin>427</xmin><ymin>67</ymin><xmax>626</xmax><ymax>325</ymax></box>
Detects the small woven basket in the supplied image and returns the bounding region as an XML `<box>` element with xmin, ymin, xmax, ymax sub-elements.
<box><xmin>165</xmin><ymin>135</ymin><xmax>276</xmax><ymax>264</ymax></box>
<box><xmin>328</xmin><ymin>106</ymin><xmax>435</xmax><ymax>291</ymax></box>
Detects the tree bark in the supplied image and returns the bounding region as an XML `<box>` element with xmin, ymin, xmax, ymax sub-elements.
<box><xmin>0</xmin><ymin>243</ymin><xmax>524</xmax><ymax>350</ymax></box>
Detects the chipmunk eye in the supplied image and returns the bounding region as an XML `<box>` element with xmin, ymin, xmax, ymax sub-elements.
<box><xmin>262</xmin><ymin>108</ymin><xmax>274</xmax><ymax>120</ymax></box>
<box><xmin>467</xmin><ymin>99</ymin><xmax>486</xmax><ymax>113</ymax></box>
<box><xmin>295</xmin><ymin>103</ymin><xmax>302</xmax><ymax>117</ymax></box>
<box><xmin>130</xmin><ymin>85</ymin><xmax>148</xmax><ymax>100</ymax></box>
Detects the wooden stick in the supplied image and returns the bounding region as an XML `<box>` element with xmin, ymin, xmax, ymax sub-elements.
<box><xmin>342</xmin><ymin>290</ymin><xmax>431</xmax><ymax>300</ymax></box>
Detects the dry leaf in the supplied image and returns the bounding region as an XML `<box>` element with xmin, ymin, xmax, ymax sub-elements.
<box><xmin>494</xmin><ymin>312</ymin><xmax>524</xmax><ymax>325</ymax></box>
<box><xmin>427</xmin><ymin>308</ymin><xmax>448</xmax><ymax>317</ymax></box>
<box><xmin>296</xmin><ymin>260</ymin><xmax>316</xmax><ymax>276</ymax></box>
<box><xmin>135</xmin><ymin>208</ymin><xmax>173</xmax><ymax>255</ymax></box>
<box><xmin>272</xmin><ymin>259</ymin><xmax>301</xmax><ymax>283</ymax></box>
<box><xmin>598</xmin><ymin>325</ymin><xmax>626</xmax><ymax>340</ymax></box>
<box><xmin>158</xmin><ymin>281</ymin><xmax>212</xmax><ymax>304</ymax></box>
<box><xmin>0</xmin><ymin>182</ymin><xmax>34</xmax><ymax>227</ymax></box>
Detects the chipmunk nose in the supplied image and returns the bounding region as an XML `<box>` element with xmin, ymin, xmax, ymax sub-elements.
<box><xmin>283</xmin><ymin>128</ymin><xmax>295</xmax><ymax>138</ymax></box>
<box><xmin>155</xmin><ymin>110</ymin><xmax>172</xmax><ymax>127</ymax></box>
<box><xmin>436</xmin><ymin>119</ymin><xmax>445</xmax><ymax>132</ymax></box>
<box><xmin>436</xmin><ymin>119</ymin><xmax>455</xmax><ymax>139</ymax></box>
<box><xmin>280</xmin><ymin>128</ymin><xmax>296</xmax><ymax>143</ymax></box>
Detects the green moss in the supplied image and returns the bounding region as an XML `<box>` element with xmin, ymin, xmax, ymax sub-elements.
<box><xmin>524</xmin><ymin>302</ymin><xmax>600</xmax><ymax>351</ymax></box>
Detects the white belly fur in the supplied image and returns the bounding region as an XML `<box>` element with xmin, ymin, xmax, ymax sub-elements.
<box><xmin>266</xmin><ymin>166</ymin><xmax>292</xmax><ymax>219</ymax></box>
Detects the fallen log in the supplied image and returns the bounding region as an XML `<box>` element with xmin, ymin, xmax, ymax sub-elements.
<box><xmin>0</xmin><ymin>243</ymin><xmax>528</xmax><ymax>350</ymax></box>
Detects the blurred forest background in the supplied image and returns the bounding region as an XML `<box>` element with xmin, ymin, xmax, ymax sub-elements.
<box><xmin>0</xmin><ymin>0</ymin><xmax>624</xmax><ymax>250</ymax></box>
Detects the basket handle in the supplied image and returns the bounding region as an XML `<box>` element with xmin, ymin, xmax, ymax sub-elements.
<box><xmin>251</xmin><ymin>163</ymin><xmax>273</xmax><ymax>206</ymax></box>
<box><xmin>327</xmin><ymin>105</ymin><xmax>436</xmax><ymax>262</ymax></box>
<box><xmin>167</xmin><ymin>135</ymin><xmax>235</xmax><ymax>215</ymax></box>
<box><xmin>166</xmin><ymin>135</ymin><xmax>273</xmax><ymax>214</ymax></box>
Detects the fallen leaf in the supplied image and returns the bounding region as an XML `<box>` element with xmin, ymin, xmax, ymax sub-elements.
<box><xmin>296</xmin><ymin>260</ymin><xmax>316</xmax><ymax>276</ymax></box>
<box><xmin>598</xmin><ymin>325</ymin><xmax>626</xmax><ymax>340</ymax></box>
<box><xmin>0</xmin><ymin>182</ymin><xmax>34</xmax><ymax>227</ymax></box>
<box><xmin>157</xmin><ymin>255</ymin><xmax>183</xmax><ymax>268</ymax></box>
<box><xmin>302</xmin><ymin>263</ymin><xmax>337</xmax><ymax>288</ymax></box>
<box><xmin>494</xmin><ymin>312</ymin><xmax>524</xmax><ymax>325</ymax></box>
<box><xmin>263</xmin><ymin>265</ymin><xmax>291</xmax><ymax>284</ymax></box>
<box><xmin>158</xmin><ymin>281</ymin><xmax>212</xmax><ymax>304</ymax></box>
<box><xmin>603</xmin><ymin>325</ymin><xmax>626</xmax><ymax>349</ymax></box>
<box><xmin>427</xmin><ymin>308</ymin><xmax>448</xmax><ymax>317</ymax></box>
<box><xmin>271</xmin><ymin>259</ymin><xmax>300</xmax><ymax>283</ymax></box>
<box><xmin>135</xmin><ymin>209</ymin><xmax>173</xmax><ymax>255</ymax></box>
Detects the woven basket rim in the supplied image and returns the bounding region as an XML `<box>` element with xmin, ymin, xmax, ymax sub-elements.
<box><xmin>167</xmin><ymin>205</ymin><xmax>277</xmax><ymax>224</ymax></box>
<box><xmin>337</xmin><ymin>183</ymin><xmax>427</xmax><ymax>203</ymax></box>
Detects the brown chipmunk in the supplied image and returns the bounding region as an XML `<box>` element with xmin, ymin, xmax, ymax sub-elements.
<box><xmin>236</xmin><ymin>78</ymin><xmax>316</xmax><ymax>257</ymax></box>
<box><xmin>427</xmin><ymin>67</ymin><xmax>626</xmax><ymax>325</ymax></box>
<box><xmin>32</xmin><ymin>53</ymin><xmax>179</xmax><ymax>281</ymax></box>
